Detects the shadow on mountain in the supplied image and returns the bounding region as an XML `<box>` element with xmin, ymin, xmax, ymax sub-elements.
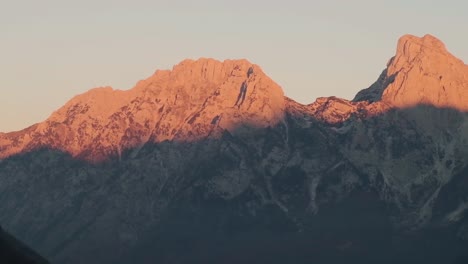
<box><xmin>0</xmin><ymin>226</ymin><xmax>49</xmax><ymax>264</ymax></box>
<box><xmin>1</xmin><ymin>103</ymin><xmax>468</xmax><ymax>264</ymax></box>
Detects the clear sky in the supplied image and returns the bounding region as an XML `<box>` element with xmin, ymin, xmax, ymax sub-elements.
<box><xmin>1</xmin><ymin>0</ymin><xmax>467</xmax><ymax>132</ymax></box>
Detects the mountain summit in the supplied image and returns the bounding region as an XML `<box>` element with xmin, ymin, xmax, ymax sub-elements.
<box><xmin>354</xmin><ymin>34</ymin><xmax>468</xmax><ymax>110</ymax></box>
<box><xmin>0</xmin><ymin>58</ymin><xmax>284</xmax><ymax>161</ymax></box>
<box><xmin>1</xmin><ymin>34</ymin><xmax>468</xmax><ymax>264</ymax></box>
<box><xmin>1</xmin><ymin>35</ymin><xmax>468</xmax><ymax>162</ymax></box>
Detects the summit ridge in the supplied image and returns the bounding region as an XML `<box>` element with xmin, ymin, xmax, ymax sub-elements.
<box><xmin>0</xmin><ymin>58</ymin><xmax>285</xmax><ymax>161</ymax></box>
<box><xmin>2</xmin><ymin>34</ymin><xmax>468</xmax><ymax>264</ymax></box>
<box><xmin>1</xmin><ymin>35</ymin><xmax>468</xmax><ymax>161</ymax></box>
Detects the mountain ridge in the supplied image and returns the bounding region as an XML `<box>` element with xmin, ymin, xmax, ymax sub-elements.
<box><xmin>1</xmin><ymin>34</ymin><xmax>468</xmax><ymax>263</ymax></box>
<box><xmin>1</xmin><ymin>58</ymin><xmax>286</xmax><ymax>161</ymax></box>
<box><xmin>2</xmin><ymin>34</ymin><xmax>468</xmax><ymax>162</ymax></box>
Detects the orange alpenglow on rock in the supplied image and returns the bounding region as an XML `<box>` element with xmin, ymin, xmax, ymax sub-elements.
<box><xmin>355</xmin><ymin>34</ymin><xmax>468</xmax><ymax>110</ymax></box>
<box><xmin>1</xmin><ymin>34</ymin><xmax>468</xmax><ymax>161</ymax></box>
<box><xmin>0</xmin><ymin>58</ymin><xmax>285</xmax><ymax>161</ymax></box>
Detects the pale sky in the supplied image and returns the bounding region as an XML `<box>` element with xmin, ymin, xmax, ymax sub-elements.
<box><xmin>1</xmin><ymin>0</ymin><xmax>467</xmax><ymax>132</ymax></box>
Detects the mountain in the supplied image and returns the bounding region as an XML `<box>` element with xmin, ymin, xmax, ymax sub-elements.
<box><xmin>1</xmin><ymin>34</ymin><xmax>468</xmax><ymax>264</ymax></box>
<box><xmin>354</xmin><ymin>34</ymin><xmax>468</xmax><ymax>110</ymax></box>
<box><xmin>0</xmin><ymin>59</ymin><xmax>284</xmax><ymax>162</ymax></box>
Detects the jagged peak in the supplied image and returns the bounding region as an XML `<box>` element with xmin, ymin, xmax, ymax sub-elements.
<box><xmin>134</xmin><ymin>58</ymin><xmax>264</xmax><ymax>92</ymax></box>
<box><xmin>389</xmin><ymin>34</ymin><xmax>464</xmax><ymax>72</ymax></box>
<box><xmin>396</xmin><ymin>34</ymin><xmax>448</xmax><ymax>57</ymax></box>
<box><xmin>48</xmin><ymin>58</ymin><xmax>278</xmax><ymax>121</ymax></box>
<box><xmin>354</xmin><ymin>34</ymin><xmax>468</xmax><ymax>111</ymax></box>
<box><xmin>169</xmin><ymin>58</ymin><xmax>260</xmax><ymax>79</ymax></box>
<box><xmin>168</xmin><ymin>58</ymin><xmax>257</xmax><ymax>76</ymax></box>
<box><xmin>174</xmin><ymin>57</ymin><xmax>253</xmax><ymax>67</ymax></box>
<box><xmin>0</xmin><ymin>57</ymin><xmax>285</xmax><ymax>161</ymax></box>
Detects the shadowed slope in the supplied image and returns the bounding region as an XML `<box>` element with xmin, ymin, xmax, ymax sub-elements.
<box><xmin>1</xmin><ymin>104</ymin><xmax>468</xmax><ymax>264</ymax></box>
<box><xmin>0</xmin><ymin>226</ymin><xmax>49</xmax><ymax>264</ymax></box>
<box><xmin>1</xmin><ymin>34</ymin><xmax>468</xmax><ymax>264</ymax></box>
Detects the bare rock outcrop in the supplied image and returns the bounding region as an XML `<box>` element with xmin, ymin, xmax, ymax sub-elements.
<box><xmin>355</xmin><ymin>34</ymin><xmax>468</xmax><ymax>110</ymax></box>
<box><xmin>1</xmin><ymin>34</ymin><xmax>468</xmax><ymax>264</ymax></box>
<box><xmin>0</xmin><ymin>59</ymin><xmax>285</xmax><ymax>161</ymax></box>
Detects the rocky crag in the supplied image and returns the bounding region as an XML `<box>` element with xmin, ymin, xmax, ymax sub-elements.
<box><xmin>1</xmin><ymin>34</ymin><xmax>468</xmax><ymax>263</ymax></box>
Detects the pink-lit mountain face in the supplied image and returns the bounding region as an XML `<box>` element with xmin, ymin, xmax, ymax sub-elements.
<box><xmin>305</xmin><ymin>34</ymin><xmax>468</xmax><ymax>124</ymax></box>
<box><xmin>2</xmin><ymin>35</ymin><xmax>467</xmax><ymax>162</ymax></box>
<box><xmin>1</xmin><ymin>35</ymin><xmax>468</xmax><ymax>264</ymax></box>
<box><xmin>354</xmin><ymin>34</ymin><xmax>468</xmax><ymax>109</ymax></box>
<box><xmin>0</xmin><ymin>59</ymin><xmax>285</xmax><ymax>161</ymax></box>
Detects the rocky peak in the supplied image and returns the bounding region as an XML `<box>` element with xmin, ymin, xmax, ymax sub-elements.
<box><xmin>354</xmin><ymin>34</ymin><xmax>468</xmax><ymax>111</ymax></box>
<box><xmin>393</xmin><ymin>34</ymin><xmax>449</xmax><ymax>67</ymax></box>
<box><xmin>2</xmin><ymin>35</ymin><xmax>468</xmax><ymax>161</ymax></box>
<box><xmin>0</xmin><ymin>58</ymin><xmax>285</xmax><ymax>161</ymax></box>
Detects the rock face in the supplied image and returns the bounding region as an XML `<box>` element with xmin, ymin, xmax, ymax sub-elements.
<box><xmin>1</xmin><ymin>35</ymin><xmax>468</xmax><ymax>264</ymax></box>
<box><xmin>355</xmin><ymin>34</ymin><xmax>468</xmax><ymax>110</ymax></box>
<box><xmin>0</xmin><ymin>58</ymin><xmax>284</xmax><ymax>161</ymax></box>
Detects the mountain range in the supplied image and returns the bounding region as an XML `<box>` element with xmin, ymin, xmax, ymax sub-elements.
<box><xmin>1</xmin><ymin>34</ymin><xmax>468</xmax><ymax>263</ymax></box>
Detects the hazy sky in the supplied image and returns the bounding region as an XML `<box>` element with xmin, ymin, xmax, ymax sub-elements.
<box><xmin>1</xmin><ymin>0</ymin><xmax>467</xmax><ymax>132</ymax></box>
